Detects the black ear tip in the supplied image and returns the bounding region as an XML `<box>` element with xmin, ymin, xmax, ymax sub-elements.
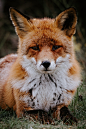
<box><xmin>9</xmin><ymin>7</ymin><xmax>16</xmax><ymax>13</ymax></box>
<box><xmin>9</xmin><ymin>7</ymin><xmax>13</xmax><ymax>12</ymax></box>
<box><xmin>9</xmin><ymin>7</ymin><xmax>30</xmax><ymax>20</ymax></box>
<box><xmin>67</xmin><ymin>7</ymin><xmax>77</xmax><ymax>14</ymax></box>
<box><xmin>69</xmin><ymin>7</ymin><xmax>76</xmax><ymax>10</ymax></box>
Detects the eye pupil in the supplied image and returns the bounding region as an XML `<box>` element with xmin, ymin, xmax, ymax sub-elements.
<box><xmin>31</xmin><ymin>46</ymin><xmax>39</xmax><ymax>51</ymax></box>
<box><xmin>52</xmin><ymin>45</ymin><xmax>61</xmax><ymax>50</ymax></box>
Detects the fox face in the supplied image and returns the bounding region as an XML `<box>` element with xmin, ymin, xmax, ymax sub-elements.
<box><xmin>25</xmin><ymin>31</ymin><xmax>71</xmax><ymax>74</ymax></box>
<box><xmin>10</xmin><ymin>7</ymin><xmax>76</xmax><ymax>74</ymax></box>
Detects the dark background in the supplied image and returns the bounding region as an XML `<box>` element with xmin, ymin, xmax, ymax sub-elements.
<box><xmin>0</xmin><ymin>0</ymin><xmax>86</xmax><ymax>70</ymax></box>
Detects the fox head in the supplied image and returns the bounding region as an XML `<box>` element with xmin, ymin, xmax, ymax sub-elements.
<box><xmin>10</xmin><ymin>7</ymin><xmax>77</xmax><ymax>74</ymax></box>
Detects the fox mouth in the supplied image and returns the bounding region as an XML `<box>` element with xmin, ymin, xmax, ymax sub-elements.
<box><xmin>40</xmin><ymin>69</ymin><xmax>53</xmax><ymax>73</ymax></box>
<box><xmin>44</xmin><ymin>70</ymin><xmax>51</xmax><ymax>71</ymax></box>
<box><xmin>43</xmin><ymin>69</ymin><xmax>52</xmax><ymax>72</ymax></box>
<box><xmin>43</xmin><ymin>66</ymin><xmax>52</xmax><ymax>71</ymax></box>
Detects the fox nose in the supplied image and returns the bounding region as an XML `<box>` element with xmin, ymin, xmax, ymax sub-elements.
<box><xmin>41</xmin><ymin>61</ymin><xmax>51</xmax><ymax>69</ymax></box>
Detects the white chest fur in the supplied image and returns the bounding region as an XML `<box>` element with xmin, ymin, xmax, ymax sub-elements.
<box><xmin>12</xmin><ymin>55</ymin><xmax>80</xmax><ymax>111</ymax></box>
<box><xmin>20</xmin><ymin>71</ymin><xmax>79</xmax><ymax>111</ymax></box>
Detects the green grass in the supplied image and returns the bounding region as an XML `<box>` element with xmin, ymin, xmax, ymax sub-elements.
<box><xmin>0</xmin><ymin>79</ymin><xmax>86</xmax><ymax>129</ymax></box>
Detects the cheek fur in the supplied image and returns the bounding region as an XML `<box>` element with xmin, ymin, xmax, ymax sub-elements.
<box><xmin>27</xmin><ymin>49</ymin><xmax>39</xmax><ymax>61</ymax></box>
<box><xmin>31</xmin><ymin>57</ymin><xmax>37</xmax><ymax>65</ymax></box>
<box><xmin>52</xmin><ymin>47</ymin><xmax>65</xmax><ymax>60</ymax></box>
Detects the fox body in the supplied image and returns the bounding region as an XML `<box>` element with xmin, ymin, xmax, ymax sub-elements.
<box><xmin>0</xmin><ymin>8</ymin><xmax>81</xmax><ymax>120</ymax></box>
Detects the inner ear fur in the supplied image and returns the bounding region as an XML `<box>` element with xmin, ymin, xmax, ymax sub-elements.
<box><xmin>55</xmin><ymin>7</ymin><xmax>77</xmax><ymax>37</ymax></box>
<box><xmin>10</xmin><ymin>7</ymin><xmax>33</xmax><ymax>38</ymax></box>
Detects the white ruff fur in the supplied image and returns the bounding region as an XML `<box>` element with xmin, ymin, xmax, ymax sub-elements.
<box><xmin>12</xmin><ymin>54</ymin><xmax>80</xmax><ymax>111</ymax></box>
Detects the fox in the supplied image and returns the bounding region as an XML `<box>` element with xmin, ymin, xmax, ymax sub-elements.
<box><xmin>0</xmin><ymin>7</ymin><xmax>81</xmax><ymax>124</ymax></box>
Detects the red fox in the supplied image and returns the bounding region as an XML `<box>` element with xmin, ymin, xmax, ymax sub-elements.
<box><xmin>0</xmin><ymin>7</ymin><xmax>81</xmax><ymax>124</ymax></box>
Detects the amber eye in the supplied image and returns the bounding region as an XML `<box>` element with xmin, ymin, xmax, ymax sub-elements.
<box><xmin>52</xmin><ymin>45</ymin><xmax>62</xmax><ymax>51</ymax></box>
<box><xmin>31</xmin><ymin>45</ymin><xmax>39</xmax><ymax>51</ymax></box>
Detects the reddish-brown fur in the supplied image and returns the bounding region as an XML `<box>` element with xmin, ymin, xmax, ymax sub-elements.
<box><xmin>0</xmin><ymin>7</ymin><xmax>81</xmax><ymax>124</ymax></box>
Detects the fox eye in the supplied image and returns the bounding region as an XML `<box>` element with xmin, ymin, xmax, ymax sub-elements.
<box><xmin>52</xmin><ymin>45</ymin><xmax>62</xmax><ymax>51</ymax></box>
<box><xmin>31</xmin><ymin>46</ymin><xmax>39</xmax><ymax>51</ymax></box>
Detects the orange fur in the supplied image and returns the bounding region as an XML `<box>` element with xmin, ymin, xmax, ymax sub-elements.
<box><xmin>0</xmin><ymin>7</ymin><xmax>81</xmax><ymax>122</ymax></box>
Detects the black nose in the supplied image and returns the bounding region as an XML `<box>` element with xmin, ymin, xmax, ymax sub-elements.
<box><xmin>41</xmin><ymin>61</ymin><xmax>50</xmax><ymax>69</ymax></box>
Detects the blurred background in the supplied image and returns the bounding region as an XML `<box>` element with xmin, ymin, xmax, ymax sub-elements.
<box><xmin>0</xmin><ymin>0</ymin><xmax>86</xmax><ymax>71</ymax></box>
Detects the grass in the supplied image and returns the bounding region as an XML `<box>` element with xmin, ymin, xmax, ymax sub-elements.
<box><xmin>0</xmin><ymin>79</ymin><xmax>86</xmax><ymax>129</ymax></box>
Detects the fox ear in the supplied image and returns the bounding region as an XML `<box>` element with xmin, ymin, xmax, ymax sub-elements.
<box><xmin>9</xmin><ymin>7</ymin><xmax>33</xmax><ymax>38</ymax></box>
<box><xmin>55</xmin><ymin>7</ymin><xmax>77</xmax><ymax>37</ymax></box>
